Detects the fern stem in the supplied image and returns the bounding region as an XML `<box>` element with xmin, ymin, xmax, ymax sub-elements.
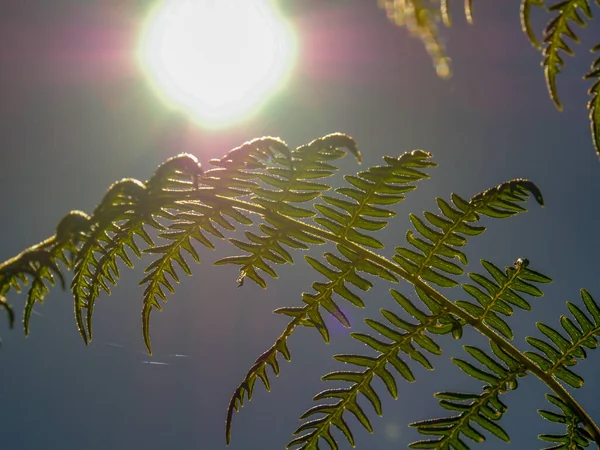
<box><xmin>414</xmin><ymin>281</ymin><xmax>600</xmax><ymax>446</ymax></box>
<box><xmin>0</xmin><ymin>236</ymin><xmax>56</xmax><ymax>271</ymax></box>
<box><xmin>211</xmin><ymin>195</ymin><xmax>600</xmax><ymax>445</ymax></box>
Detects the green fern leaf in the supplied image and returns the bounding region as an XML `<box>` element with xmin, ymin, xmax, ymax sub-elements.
<box><xmin>584</xmin><ymin>43</ymin><xmax>600</xmax><ymax>156</ymax></box>
<box><xmin>0</xmin><ymin>247</ymin><xmax>66</xmax><ymax>336</ymax></box>
<box><xmin>76</xmin><ymin>154</ymin><xmax>204</xmax><ymax>346</ymax></box>
<box><xmin>379</xmin><ymin>0</ymin><xmax>451</xmax><ymax>78</ymax></box>
<box><xmin>315</xmin><ymin>150</ymin><xmax>434</xmax><ymax>250</ymax></box>
<box><xmin>521</xmin><ymin>0</ymin><xmax>547</xmax><ymax>48</ymax></box>
<box><xmin>0</xmin><ymin>210</ymin><xmax>92</xmax><ymax>337</ymax></box>
<box><xmin>0</xmin><ymin>294</ymin><xmax>15</xmax><ymax>331</ymax></box>
<box><xmin>71</xmin><ymin>178</ymin><xmax>147</xmax><ymax>343</ymax></box>
<box><xmin>227</xmin><ymin>245</ymin><xmax>396</xmax><ymax>444</ymax></box>
<box><xmin>440</xmin><ymin>0</ymin><xmax>475</xmax><ymax>26</ymax></box>
<box><xmin>542</xmin><ymin>0</ymin><xmax>594</xmax><ymax>110</ymax></box>
<box><xmin>54</xmin><ymin>210</ymin><xmax>92</xmax><ymax>268</ymax></box>
<box><xmin>457</xmin><ymin>258</ymin><xmax>552</xmax><ymax>339</ymax></box>
<box><xmin>141</xmin><ymin>206</ymin><xmax>230</xmax><ymax>354</ymax></box>
<box><xmin>288</xmin><ymin>287</ymin><xmax>455</xmax><ymax>449</ymax></box>
<box><xmin>145</xmin><ymin>153</ymin><xmax>203</xmax><ymax>192</ymax></box>
<box><xmin>538</xmin><ymin>394</ymin><xmax>595</xmax><ymax>449</ymax></box>
<box><xmin>525</xmin><ymin>289</ymin><xmax>600</xmax><ymax>389</ymax></box>
<box><xmin>395</xmin><ymin>179</ymin><xmax>544</xmax><ymax>289</ymax></box>
<box><xmin>410</xmin><ymin>341</ymin><xmax>524</xmax><ymax>448</ymax></box>
<box><xmin>215</xmin><ymin>134</ymin><xmax>359</xmax><ymax>286</ymax></box>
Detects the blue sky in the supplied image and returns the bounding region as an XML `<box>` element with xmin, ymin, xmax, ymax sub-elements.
<box><xmin>1</xmin><ymin>1</ymin><xmax>599</xmax><ymax>449</ymax></box>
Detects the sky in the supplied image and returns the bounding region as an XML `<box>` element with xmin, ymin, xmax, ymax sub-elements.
<box><xmin>1</xmin><ymin>1</ymin><xmax>600</xmax><ymax>449</ymax></box>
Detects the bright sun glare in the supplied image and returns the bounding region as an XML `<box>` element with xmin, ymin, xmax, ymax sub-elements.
<box><xmin>138</xmin><ymin>0</ymin><xmax>296</xmax><ymax>127</ymax></box>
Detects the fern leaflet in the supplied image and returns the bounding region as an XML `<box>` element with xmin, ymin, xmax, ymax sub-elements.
<box><xmin>539</xmin><ymin>393</ymin><xmax>595</xmax><ymax>449</ymax></box>
<box><xmin>394</xmin><ymin>179</ymin><xmax>544</xmax><ymax>289</ymax></box>
<box><xmin>457</xmin><ymin>258</ymin><xmax>552</xmax><ymax>339</ymax></box>
<box><xmin>526</xmin><ymin>289</ymin><xmax>600</xmax><ymax>388</ymax></box>
<box><xmin>410</xmin><ymin>341</ymin><xmax>525</xmax><ymax>448</ymax></box>
<box><xmin>542</xmin><ymin>0</ymin><xmax>594</xmax><ymax>110</ymax></box>
<box><xmin>215</xmin><ymin>134</ymin><xmax>359</xmax><ymax>287</ymax></box>
<box><xmin>521</xmin><ymin>0</ymin><xmax>547</xmax><ymax>48</ymax></box>
<box><xmin>289</xmin><ymin>287</ymin><xmax>452</xmax><ymax>449</ymax></box>
<box><xmin>585</xmin><ymin>43</ymin><xmax>600</xmax><ymax>156</ymax></box>
<box><xmin>378</xmin><ymin>0</ymin><xmax>451</xmax><ymax>78</ymax></box>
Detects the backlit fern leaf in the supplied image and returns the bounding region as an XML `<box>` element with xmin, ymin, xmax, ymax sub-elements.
<box><xmin>456</xmin><ymin>258</ymin><xmax>552</xmax><ymax>339</ymax></box>
<box><xmin>78</xmin><ymin>153</ymin><xmax>205</xmax><ymax>345</ymax></box>
<box><xmin>585</xmin><ymin>43</ymin><xmax>600</xmax><ymax>156</ymax></box>
<box><xmin>395</xmin><ymin>179</ymin><xmax>544</xmax><ymax>290</ymax></box>
<box><xmin>314</xmin><ymin>150</ymin><xmax>434</xmax><ymax>250</ymax></box>
<box><xmin>378</xmin><ymin>0</ymin><xmax>451</xmax><ymax>78</ymax></box>
<box><xmin>525</xmin><ymin>289</ymin><xmax>600</xmax><ymax>388</ymax></box>
<box><xmin>215</xmin><ymin>134</ymin><xmax>359</xmax><ymax>287</ymax></box>
<box><xmin>226</xmin><ymin>244</ymin><xmax>397</xmax><ymax>444</ymax></box>
<box><xmin>0</xmin><ymin>294</ymin><xmax>14</xmax><ymax>342</ymax></box>
<box><xmin>227</xmin><ymin>150</ymin><xmax>434</xmax><ymax>441</ymax></box>
<box><xmin>71</xmin><ymin>178</ymin><xmax>147</xmax><ymax>343</ymax></box>
<box><xmin>288</xmin><ymin>287</ymin><xmax>454</xmax><ymax>449</ymax></box>
<box><xmin>83</xmin><ymin>221</ymin><xmax>153</xmax><ymax>342</ymax></box>
<box><xmin>203</xmin><ymin>136</ymin><xmax>292</xmax><ymax>199</ymax></box>
<box><xmin>542</xmin><ymin>0</ymin><xmax>594</xmax><ymax>110</ymax></box>
<box><xmin>0</xmin><ymin>245</ymin><xmax>68</xmax><ymax>336</ymax></box>
<box><xmin>5</xmin><ymin>133</ymin><xmax>600</xmax><ymax>448</ymax></box>
<box><xmin>440</xmin><ymin>0</ymin><xmax>474</xmax><ymax>26</ymax></box>
<box><xmin>410</xmin><ymin>341</ymin><xmax>526</xmax><ymax>448</ymax></box>
<box><xmin>0</xmin><ymin>210</ymin><xmax>90</xmax><ymax>333</ymax></box>
<box><xmin>0</xmin><ymin>211</ymin><xmax>90</xmax><ymax>335</ymax></box>
<box><xmin>54</xmin><ymin>210</ymin><xmax>92</xmax><ymax>269</ymax></box>
<box><xmin>521</xmin><ymin>0</ymin><xmax>547</xmax><ymax>48</ymax></box>
<box><xmin>140</xmin><ymin>203</ymin><xmax>245</xmax><ymax>354</ymax></box>
<box><xmin>538</xmin><ymin>393</ymin><xmax>595</xmax><ymax>449</ymax></box>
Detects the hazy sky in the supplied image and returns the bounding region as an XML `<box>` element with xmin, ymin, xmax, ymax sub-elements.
<box><xmin>1</xmin><ymin>2</ymin><xmax>600</xmax><ymax>449</ymax></box>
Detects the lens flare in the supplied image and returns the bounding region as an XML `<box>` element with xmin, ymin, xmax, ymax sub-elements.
<box><xmin>138</xmin><ymin>0</ymin><xmax>296</xmax><ymax>127</ymax></box>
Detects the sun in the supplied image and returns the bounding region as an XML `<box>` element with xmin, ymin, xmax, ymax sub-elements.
<box><xmin>138</xmin><ymin>0</ymin><xmax>296</xmax><ymax>127</ymax></box>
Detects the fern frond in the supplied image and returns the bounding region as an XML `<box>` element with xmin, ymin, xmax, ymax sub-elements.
<box><xmin>288</xmin><ymin>287</ymin><xmax>453</xmax><ymax>449</ymax></box>
<box><xmin>140</xmin><ymin>205</ymin><xmax>237</xmax><ymax>354</ymax></box>
<box><xmin>226</xmin><ymin>244</ymin><xmax>397</xmax><ymax>443</ymax></box>
<box><xmin>73</xmin><ymin>154</ymin><xmax>205</xmax><ymax>345</ymax></box>
<box><xmin>71</xmin><ymin>178</ymin><xmax>147</xmax><ymax>344</ymax></box>
<box><xmin>538</xmin><ymin>393</ymin><xmax>595</xmax><ymax>449</ymax></box>
<box><xmin>525</xmin><ymin>289</ymin><xmax>600</xmax><ymax>388</ymax></box>
<box><xmin>395</xmin><ymin>179</ymin><xmax>544</xmax><ymax>289</ymax></box>
<box><xmin>542</xmin><ymin>0</ymin><xmax>594</xmax><ymax>110</ymax></box>
<box><xmin>0</xmin><ymin>245</ymin><xmax>68</xmax><ymax>336</ymax></box>
<box><xmin>464</xmin><ymin>0</ymin><xmax>474</xmax><ymax>24</ymax></box>
<box><xmin>54</xmin><ymin>210</ymin><xmax>92</xmax><ymax>268</ymax></box>
<box><xmin>203</xmin><ymin>136</ymin><xmax>294</xmax><ymax>199</ymax></box>
<box><xmin>227</xmin><ymin>149</ymin><xmax>434</xmax><ymax>427</ymax></box>
<box><xmin>0</xmin><ymin>294</ymin><xmax>15</xmax><ymax>337</ymax></box>
<box><xmin>440</xmin><ymin>0</ymin><xmax>475</xmax><ymax>26</ymax></box>
<box><xmin>314</xmin><ymin>149</ymin><xmax>434</xmax><ymax>250</ymax></box>
<box><xmin>585</xmin><ymin>43</ymin><xmax>600</xmax><ymax>157</ymax></box>
<box><xmin>300</xmin><ymin>246</ymin><xmax>392</xmax><ymax>337</ymax></box>
<box><xmin>378</xmin><ymin>0</ymin><xmax>451</xmax><ymax>78</ymax></box>
<box><xmin>82</xmin><ymin>220</ymin><xmax>155</xmax><ymax>342</ymax></box>
<box><xmin>521</xmin><ymin>0</ymin><xmax>547</xmax><ymax>48</ymax></box>
<box><xmin>457</xmin><ymin>258</ymin><xmax>552</xmax><ymax>339</ymax></box>
<box><xmin>145</xmin><ymin>152</ymin><xmax>203</xmax><ymax>192</ymax></box>
<box><xmin>215</xmin><ymin>133</ymin><xmax>360</xmax><ymax>287</ymax></box>
<box><xmin>0</xmin><ymin>210</ymin><xmax>91</xmax><ymax>335</ymax></box>
<box><xmin>410</xmin><ymin>341</ymin><xmax>525</xmax><ymax>448</ymax></box>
